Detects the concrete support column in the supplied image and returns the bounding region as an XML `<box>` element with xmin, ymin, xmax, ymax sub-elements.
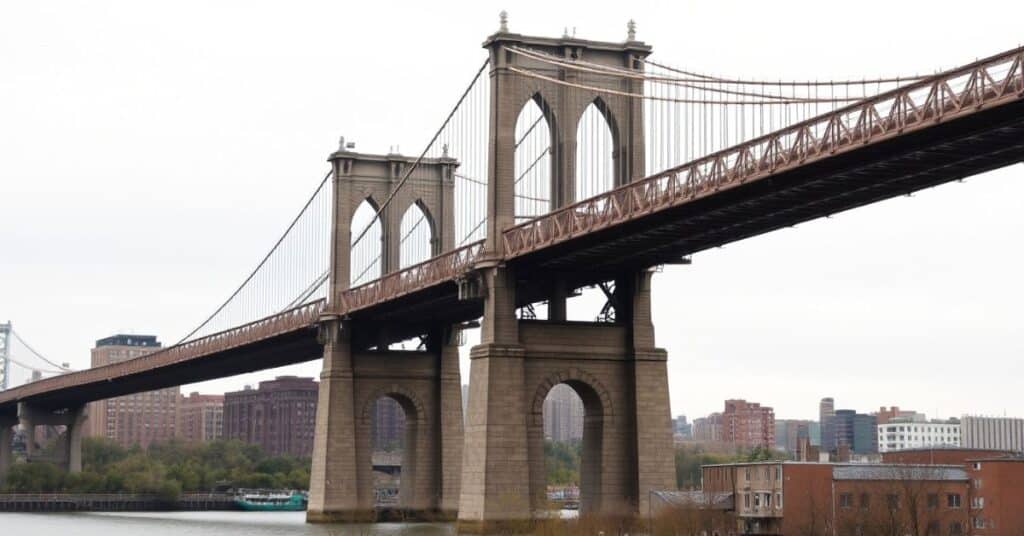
<box><xmin>458</xmin><ymin>266</ymin><xmax>531</xmax><ymax>532</ymax></box>
<box><xmin>0</xmin><ymin>416</ymin><xmax>16</xmax><ymax>485</ymax></box>
<box><xmin>548</xmin><ymin>279</ymin><xmax>568</xmax><ymax>322</ymax></box>
<box><xmin>16</xmin><ymin>403</ymin><xmax>87</xmax><ymax>473</ymax></box>
<box><xmin>437</xmin><ymin>327</ymin><xmax>464</xmax><ymax>518</ymax></box>
<box><xmin>307</xmin><ymin>318</ymin><xmax>372</xmax><ymax>522</ymax></box>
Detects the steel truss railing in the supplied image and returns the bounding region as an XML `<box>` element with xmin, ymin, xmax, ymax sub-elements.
<box><xmin>335</xmin><ymin>240</ymin><xmax>485</xmax><ymax>313</ymax></box>
<box><xmin>502</xmin><ymin>47</ymin><xmax>1024</xmax><ymax>257</ymax></box>
<box><xmin>0</xmin><ymin>300</ymin><xmax>325</xmax><ymax>404</ymax></box>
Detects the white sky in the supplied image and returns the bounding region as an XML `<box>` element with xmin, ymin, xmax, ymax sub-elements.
<box><xmin>2</xmin><ymin>1</ymin><xmax>1022</xmax><ymax>422</ymax></box>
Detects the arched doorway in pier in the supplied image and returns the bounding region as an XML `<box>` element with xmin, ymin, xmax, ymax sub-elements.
<box><xmin>536</xmin><ymin>379</ymin><xmax>606</xmax><ymax>514</ymax></box>
<box><xmin>368</xmin><ymin>393</ymin><xmax>419</xmax><ymax>514</ymax></box>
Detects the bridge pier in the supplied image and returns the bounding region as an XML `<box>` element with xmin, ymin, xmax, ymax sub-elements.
<box><xmin>17</xmin><ymin>403</ymin><xmax>87</xmax><ymax>473</ymax></box>
<box><xmin>307</xmin><ymin>319</ymin><xmax>464</xmax><ymax>523</ymax></box>
<box><xmin>457</xmin><ymin>268</ymin><xmax>676</xmax><ymax>532</ymax></box>
<box><xmin>0</xmin><ymin>415</ymin><xmax>16</xmax><ymax>484</ymax></box>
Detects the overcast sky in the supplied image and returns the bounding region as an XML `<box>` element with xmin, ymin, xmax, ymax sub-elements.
<box><xmin>2</xmin><ymin>1</ymin><xmax>1022</xmax><ymax>422</ymax></box>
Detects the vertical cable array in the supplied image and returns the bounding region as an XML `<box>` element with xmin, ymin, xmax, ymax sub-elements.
<box><xmin>179</xmin><ymin>171</ymin><xmax>333</xmax><ymax>341</ymax></box>
<box><xmin>514</xmin><ymin>101</ymin><xmax>551</xmax><ymax>221</ymax></box>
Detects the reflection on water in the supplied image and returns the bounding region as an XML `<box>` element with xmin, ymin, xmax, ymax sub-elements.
<box><xmin>0</xmin><ymin>511</ymin><xmax>456</xmax><ymax>535</ymax></box>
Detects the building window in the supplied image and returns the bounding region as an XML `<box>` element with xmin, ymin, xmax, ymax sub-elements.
<box><xmin>840</xmin><ymin>493</ymin><xmax>853</xmax><ymax>508</ymax></box>
<box><xmin>775</xmin><ymin>466</ymin><xmax>780</xmax><ymax>480</ymax></box>
<box><xmin>926</xmin><ymin>521</ymin><xmax>940</xmax><ymax>535</ymax></box>
<box><xmin>745</xmin><ymin>468</ymin><xmax>750</xmax><ymax>481</ymax></box>
<box><xmin>971</xmin><ymin>496</ymin><xmax>984</xmax><ymax>509</ymax></box>
<box><xmin>754</xmin><ymin>493</ymin><xmax>761</xmax><ymax>508</ymax></box>
<box><xmin>776</xmin><ymin>492</ymin><xmax>783</xmax><ymax>509</ymax></box>
<box><xmin>947</xmin><ymin>493</ymin><xmax>961</xmax><ymax>508</ymax></box>
<box><xmin>973</xmin><ymin>478</ymin><xmax>983</xmax><ymax>489</ymax></box>
<box><xmin>859</xmin><ymin>493</ymin><xmax>870</xmax><ymax>509</ymax></box>
<box><xmin>744</xmin><ymin>493</ymin><xmax>750</xmax><ymax>508</ymax></box>
<box><xmin>764</xmin><ymin>493</ymin><xmax>771</xmax><ymax>508</ymax></box>
<box><xmin>949</xmin><ymin>521</ymin><xmax>963</xmax><ymax>535</ymax></box>
<box><xmin>927</xmin><ymin>493</ymin><xmax>939</xmax><ymax>509</ymax></box>
<box><xmin>973</xmin><ymin>517</ymin><xmax>985</xmax><ymax>529</ymax></box>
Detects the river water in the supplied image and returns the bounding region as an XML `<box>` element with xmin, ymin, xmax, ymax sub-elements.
<box><xmin>0</xmin><ymin>511</ymin><xmax>456</xmax><ymax>535</ymax></box>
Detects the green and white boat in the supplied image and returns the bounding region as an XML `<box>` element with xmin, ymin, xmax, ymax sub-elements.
<box><xmin>234</xmin><ymin>490</ymin><xmax>308</xmax><ymax>511</ymax></box>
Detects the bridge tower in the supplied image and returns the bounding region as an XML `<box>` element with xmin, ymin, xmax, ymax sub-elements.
<box><xmin>307</xmin><ymin>147</ymin><xmax>464</xmax><ymax>522</ymax></box>
<box><xmin>0</xmin><ymin>322</ymin><xmax>11</xmax><ymax>391</ymax></box>
<box><xmin>457</xmin><ymin>24</ymin><xmax>676</xmax><ymax>531</ymax></box>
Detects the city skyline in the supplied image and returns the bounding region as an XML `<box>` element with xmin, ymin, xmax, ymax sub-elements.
<box><xmin>2</xmin><ymin>1</ymin><xmax>1024</xmax><ymax>423</ymax></box>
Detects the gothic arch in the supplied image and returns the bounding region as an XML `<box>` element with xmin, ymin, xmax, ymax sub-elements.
<box><xmin>514</xmin><ymin>93</ymin><xmax>558</xmax><ymax>221</ymax></box>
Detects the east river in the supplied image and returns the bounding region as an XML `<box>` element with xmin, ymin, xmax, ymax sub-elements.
<box><xmin>0</xmin><ymin>511</ymin><xmax>457</xmax><ymax>535</ymax></box>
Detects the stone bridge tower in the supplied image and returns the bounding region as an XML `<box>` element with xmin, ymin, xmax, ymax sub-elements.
<box><xmin>307</xmin><ymin>147</ymin><xmax>463</xmax><ymax>522</ymax></box>
<box><xmin>457</xmin><ymin>24</ymin><xmax>677</xmax><ymax>531</ymax></box>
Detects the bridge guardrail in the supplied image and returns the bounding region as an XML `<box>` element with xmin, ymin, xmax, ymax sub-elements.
<box><xmin>335</xmin><ymin>240</ymin><xmax>485</xmax><ymax>314</ymax></box>
<box><xmin>0</xmin><ymin>300</ymin><xmax>325</xmax><ymax>404</ymax></box>
<box><xmin>502</xmin><ymin>47</ymin><xmax>1024</xmax><ymax>257</ymax></box>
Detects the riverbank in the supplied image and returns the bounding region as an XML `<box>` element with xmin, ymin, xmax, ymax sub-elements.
<box><xmin>0</xmin><ymin>492</ymin><xmax>237</xmax><ymax>512</ymax></box>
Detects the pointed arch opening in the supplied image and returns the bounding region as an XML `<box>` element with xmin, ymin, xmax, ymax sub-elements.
<box><xmin>515</xmin><ymin>95</ymin><xmax>555</xmax><ymax>222</ymax></box>
<box><xmin>351</xmin><ymin>198</ymin><xmax>383</xmax><ymax>286</ymax></box>
<box><xmin>399</xmin><ymin>201</ymin><xmax>436</xmax><ymax>269</ymax></box>
<box><xmin>537</xmin><ymin>379</ymin><xmax>606</xmax><ymax>514</ymax></box>
<box><xmin>369</xmin><ymin>392</ymin><xmax>420</xmax><ymax>511</ymax></box>
<box><xmin>575</xmin><ymin>99</ymin><xmax>619</xmax><ymax>202</ymax></box>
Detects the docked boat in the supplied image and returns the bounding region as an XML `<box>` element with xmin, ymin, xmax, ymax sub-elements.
<box><xmin>233</xmin><ymin>490</ymin><xmax>308</xmax><ymax>511</ymax></box>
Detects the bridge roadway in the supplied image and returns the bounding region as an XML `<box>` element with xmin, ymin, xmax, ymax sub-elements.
<box><xmin>1</xmin><ymin>46</ymin><xmax>1023</xmax><ymax>417</ymax></box>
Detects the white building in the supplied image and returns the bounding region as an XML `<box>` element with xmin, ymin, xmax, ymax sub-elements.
<box><xmin>877</xmin><ymin>418</ymin><xmax>960</xmax><ymax>453</ymax></box>
<box><xmin>960</xmin><ymin>415</ymin><xmax>1024</xmax><ymax>452</ymax></box>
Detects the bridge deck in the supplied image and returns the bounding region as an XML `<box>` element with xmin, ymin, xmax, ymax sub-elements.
<box><xmin>2</xmin><ymin>47</ymin><xmax>1021</xmax><ymax>414</ymax></box>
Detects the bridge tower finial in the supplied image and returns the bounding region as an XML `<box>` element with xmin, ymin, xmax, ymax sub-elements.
<box><xmin>627</xmin><ymin>19</ymin><xmax>637</xmax><ymax>41</ymax></box>
<box><xmin>498</xmin><ymin>11</ymin><xmax>509</xmax><ymax>33</ymax></box>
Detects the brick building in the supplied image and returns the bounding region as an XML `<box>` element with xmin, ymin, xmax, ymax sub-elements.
<box><xmin>372</xmin><ymin>397</ymin><xmax>405</xmax><ymax>451</ymax></box>
<box><xmin>722</xmin><ymin>399</ymin><xmax>775</xmax><ymax>449</ymax></box>
<box><xmin>223</xmin><ymin>376</ymin><xmax>317</xmax><ymax>457</ymax></box>
<box><xmin>86</xmin><ymin>335</ymin><xmax>178</xmax><ymax>448</ymax></box>
<box><xmin>701</xmin><ymin>461</ymin><xmax>970</xmax><ymax>535</ymax></box>
<box><xmin>693</xmin><ymin>412</ymin><xmax>723</xmax><ymax>443</ymax></box>
<box><xmin>966</xmin><ymin>456</ymin><xmax>1024</xmax><ymax>533</ymax></box>
<box><xmin>176</xmin><ymin>392</ymin><xmax>223</xmax><ymax>444</ymax></box>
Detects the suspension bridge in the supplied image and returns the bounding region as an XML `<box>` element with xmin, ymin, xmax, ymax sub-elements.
<box><xmin>2</xmin><ymin>16</ymin><xmax>1023</xmax><ymax>529</ymax></box>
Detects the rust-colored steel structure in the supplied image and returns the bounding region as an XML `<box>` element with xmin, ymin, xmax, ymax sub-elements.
<box><xmin>2</xmin><ymin>45</ymin><xmax>1024</xmax><ymax>416</ymax></box>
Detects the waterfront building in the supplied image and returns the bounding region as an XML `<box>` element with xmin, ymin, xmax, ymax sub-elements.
<box><xmin>223</xmin><ymin>376</ymin><xmax>317</xmax><ymax>457</ymax></box>
<box><xmin>86</xmin><ymin>334</ymin><xmax>178</xmax><ymax>448</ymax></box>
<box><xmin>176</xmin><ymin>392</ymin><xmax>224</xmax><ymax>444</ymax></box>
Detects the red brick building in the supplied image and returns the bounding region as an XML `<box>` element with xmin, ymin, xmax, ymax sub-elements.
<box><xmin>701</xmin><ymin>461</ymin><xmax>971</xmax><ymax>535</ymax></box>
<box><xmin>86</xmin><ymin>335</ymin><xmax>178</xmax><ymax>448</ymax></box>
<box><xmin>722</xmin><ymin>399</ymin><xmax>775</xmax><ymax>449</ymax></box>
<box><xmin>223</xmin><ymin>376</ymin><xmax>317</xmax><ymax>457</ymax></box>
<box><xmin>966</xmin><ymin>457</ymin><xmax>1024</xmax><ymax>534</ymax></box>
<box><xmin>176</xmin><ymin>392</ymin><xmax>223</xmax><ymax>444</ymax></box>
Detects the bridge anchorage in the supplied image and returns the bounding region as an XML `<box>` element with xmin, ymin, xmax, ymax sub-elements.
<box><xmin>1</xmin><ymin>11</ymin><xmax>1024</xmax><ymax>532</ymax></box>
